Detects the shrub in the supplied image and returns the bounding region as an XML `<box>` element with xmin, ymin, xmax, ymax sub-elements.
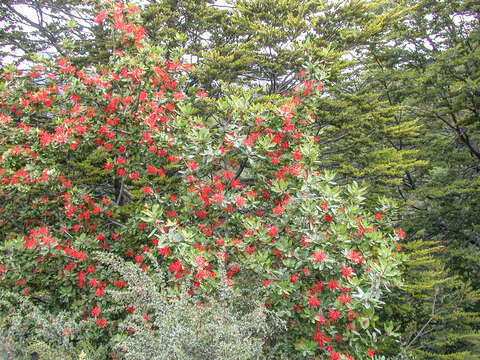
<box><xmin>95</xmin><ymin>251</ymin><xmax>273</xmax><ymax>360</ymax></box>
<box><xmin>0</xmin><ymin>2</ymin><xmax>405</xmax><ymax>359</ymax></box>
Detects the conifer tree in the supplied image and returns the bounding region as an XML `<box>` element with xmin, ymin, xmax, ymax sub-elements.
<box><xmin>361</xmin><ymin>0</ymin><xmax>480</xmax><ymax>357</ymax></box>
<box><xmin>0</xmin><ymin>0</ymin><xmax>95</xmax><ymax>65</ymax></box>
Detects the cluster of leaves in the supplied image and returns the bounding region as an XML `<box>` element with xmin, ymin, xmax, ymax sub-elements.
<box><xmin>0</xmin><ymin>2</ymin><xmax>407</xmax><ymax>359</ymax></box>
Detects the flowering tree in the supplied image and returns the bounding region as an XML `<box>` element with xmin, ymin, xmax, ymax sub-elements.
<box><xmin>0</xmin><ymin>2</ymin><xmax>404</xmax><ymax>359</ymax></box>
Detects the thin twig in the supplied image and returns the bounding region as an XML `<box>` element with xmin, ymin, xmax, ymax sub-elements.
<box><xmin>116</xmin><ymin>177</ymin><xmax>125</xmax><ymax>205</ymax></box>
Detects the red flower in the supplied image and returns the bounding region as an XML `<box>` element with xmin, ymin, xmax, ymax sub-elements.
<box><xmin>159</xmin><ymin>246</ymin><xmax>170</xmax><ymax>257</ymax></box>
<box><xmin>396</xmin><ymin>228</ymin><xmax>406</xmax><ymax>239</ymax></box>
<box><xmin>268</xmin><ymin>225</ymin><xmax>278</xmax><ymax>237</ymax></box>
<box><xmin>94</xmin><ymin>11</ymin><xmax>107</xmax><ymax>25</ymax></box>
<box><xmin>96</xmin><ymin>318</ymin><xmax>107</xmax><ymax>327</ymax></box>
<box><xmin>231</xmin><ymin>178</ymin><xmax>242</xmax><ymax>189</ymax></box>
<box><xmin>293</xmin><ymin>149</ymin><xmax>302</xmax><ymax>161</ymax></box>
<box><xmin>91</xmin><ymin>305</ymin><xmax>100</xmax><ymax>317</ymax></box>
<box><xmin>308</xmin><ymin>296</ymin><xmax>320</xmax><ymax>308</ymax></box>
<box><xmin>327</xmin><ymin>279</ymin><xmax>338</xmax><ymax>290</ymax></box>
<box><xmin>195</xmin><ymin>256</ymin><xmax>207</xmax><ymax>268</ymax></box>
<box><xmin>338</xmin><ymin>294</ymin><xmax>352</xmax><ymax>304</ymax></box>
<box><xmin>211</xmin><ymin>193</ymin><xmax>223</xmax><ymax>203</ymax></box>
<box><xmin>312</xmin><ymin>250</ymin><xmax>327</xmax><ymax>263</ymax></box>
<box><xmin>166</xmin><ymin>210</ymin><xmax>177</xmax><ymax>218</ymax></box>
<box><xmin>168</xmin><ymin>260</ymin><xmax>183</xmax><ymax>273</ymax></box>
<box><xmin>188</xmin><ymin>160</ymin><xmax>198</xmax><ymax>171</ymax></box>
<box><xmin>347</xmin><ymin>250</ymin><xmax>365</xmax><ymax>264</ymax></box>
<box><xmin>245</xmin><ymin>246</ymin><xmax>255</xmax><ymax>254</ymax></box>
<box><xmin>235</xmin><ymin>196</ymin><xmax>246</xmax><ymax>207</ymax></box>
<box><xmin>262</xmin><ymin>279</ymin><xmax>273</xmax><ymax>287</ymax></box>
<box><xmin>167</xmin><ymin>155</ymin><xmax>179</xmax><ymax>163</ymax></box>
<box><xmin>273</xmin><ymin>205</ymin><xmax>284</xmax><ymax>215</ymax></box>
<box><xmin>329</xmin><ymin>309</ymin><xmax>340</xmax><ymax>322</ymax></box>
<box><xmin>341</xmin><ymin>266</ymin><xmax>354</xmax><ymax>279</ymax></box>
<box><xmin>329</xmin><ymin>352</ymin><xmax>340</xmax><ymax>360</ymax></box>
<box><xmin>197</xmin><ymin>90</ymin><xmax>208</xmax><ymax>99</ymax></box>
<box><xmin>243</xmin><ymin>135</ymin><xmax>255</xmax><ymax>147</ymax></box>
<box><xmin>195</xmin><ymin>269</ymin><xmax>207</xmax><ymax>281</ymax></box>
<box><xmin>324</xmin><ymin>214</ymin><xmax>333</xmax><ymax>222</ymax></box>
<box><xmin>222</xmin><ymin>170</ymin><xmax>234</xmax><ymax>180</ymax></box>
<box><xmin>367</xmin><ymin>349</ymin><xmax>375</xmax><ymax>358</ymax></box>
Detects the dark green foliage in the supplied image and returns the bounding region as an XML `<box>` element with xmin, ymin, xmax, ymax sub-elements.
<box><xmin>379</xmin><ymin>240</ymin><xmax>480</xmax><ymax>359</ymax></box>
<box><xmin>367</xmin><ymin>0</ymin><xmax>480</xmax><ymax>249</ymax></box>
<box><xmin>362</xmin><ymin>0</ymin><xmax>480</xmax><ymax>356</ymax></box>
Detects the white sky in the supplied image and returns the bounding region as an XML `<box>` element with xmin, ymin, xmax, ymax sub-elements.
<box><xmin>2</xmin><ymin>0</ymin><xmax>233</xmax><ymax>65</ymax></box>
<box><xmin>4</xmin><ymin>0</ymin><xmax>472</xmax><ymax>66</ymax></box>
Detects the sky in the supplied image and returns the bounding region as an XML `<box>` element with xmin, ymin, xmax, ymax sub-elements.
<box><xmin>2</xmin><ymin>0</ymin><xmax>234</xmax><ymax>65</ymax></box>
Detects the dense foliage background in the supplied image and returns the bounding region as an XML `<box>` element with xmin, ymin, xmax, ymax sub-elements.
<box><xmin>0</xmin><ymin>0</ymin><xmax>479</xmax><ymax>359</ymax></box>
